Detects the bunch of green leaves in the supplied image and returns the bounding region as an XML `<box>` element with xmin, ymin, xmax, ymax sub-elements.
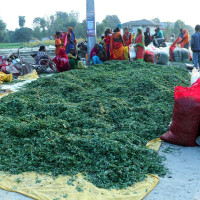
<box><xmin>0</xmin><ymin>61</ymin><xmax>190</xmax><ymax>189</ymax></box>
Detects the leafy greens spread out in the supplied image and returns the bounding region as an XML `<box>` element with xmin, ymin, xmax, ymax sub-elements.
<box><xmin>0</xmin><ymin>61</ymin><xmax>190</xmax><ymax>189</ymax></box>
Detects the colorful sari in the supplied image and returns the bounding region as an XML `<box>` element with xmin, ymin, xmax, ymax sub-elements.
<box><xmin>60</xmin><ymin>32</ymin><xmax>68</xmax><ymax>50</ymax></box>
<box><xmin>52</xmin><ymin>48</ymin><xmax>70</xmax><ymax>72</ymax></box>
<box><xmin>112</xmin><ymin>32</ymin><xmax>125</xmax><ymax>60</ymax></box>
<box><xmin>134</xmin><ymin>27</ymin><xmax>145</xmax><ymax>60</ymax></box>
<box><xmin>66</xmin><ymin>27</ymin><xmax>76</xmax><ymax>54</ymax></box>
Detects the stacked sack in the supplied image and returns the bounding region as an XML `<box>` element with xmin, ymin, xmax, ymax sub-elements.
<box><xmin>173</xmin><ymin>47</ymin><xmax>190</xmax><ymax>62</ymax></box>
<box><xmin>144</xmin><ymin>50</ymin><xmax>155</xmax><ymax>64</ymax></box>
<box><xmin>157</xmin><ymin>51</ymin><xmax>169</xmax><ymax>65</ymax></box>
<box><xmin>161</xmin><ymin>78</ymin><xmax>200</xmax><ymax>146</ymax></box>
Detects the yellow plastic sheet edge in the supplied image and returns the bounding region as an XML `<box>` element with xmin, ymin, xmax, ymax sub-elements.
<box><xmin>0</xmin><ymin>138</ymin><xmax>162</xmax><ymax>200</ymax></box>
<box><xmin>18</xmin><ymin>70</ymin><xmax>39</xmax><ymax>80</ymax></box>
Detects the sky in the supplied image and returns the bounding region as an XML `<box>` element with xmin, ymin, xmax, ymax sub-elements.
<box><xmin>0</xmin><ymin>0</ymin><xmax>199</xmax><ymax>30</ymax></box>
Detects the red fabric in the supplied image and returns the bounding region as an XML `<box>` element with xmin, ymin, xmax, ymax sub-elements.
<box><xmin>90</xmin><ymin>46</ymin><xmax>99</xmax><ymax>59</ymax></box>
<box><xmin>52</xmin><ymin>48</ymin><xmax>70</xmax><ymax>72</ymax></box>
<box><xmin>169</xmin><ymin>37</ymin><xmax>182</xmax><ymax>61</ymax></box>
<box><xmin>161</xmin><ymin>80</ymin><xmax>200</xmax><ymax>146</ymax></box>
<box><xmin>144</xmin><ymin>50</ymin><xmax>154</xmax><ymax>63</ymax></box>
<box><xmin>135</xmin><ymin>33</ymin><xmax>144</xmax><ymax>60</ymax></box>
<box><xmin>123</xmin><ymin>32</ymin><xmax>132</xmax><ymax>46</ymax></box>
<box><xmin>189</xmin><ymin>52</ymin><xmax>193</xmax><ymax>61</ymax></box>
<box><xmin>105</xmin><ymin>35</ymin><xmax>111</xmax><ymax>45</ymax></box>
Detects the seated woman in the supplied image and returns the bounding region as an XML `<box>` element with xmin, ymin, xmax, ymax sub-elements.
<box><xmin>91</xmin><ymin>44</ymin><xmax>107</xmax><ymax>65</ymax></box>
<box><xmin>68</xmin><ymin>48</ymin><xmax>80</xmax><ymax>69</ymax></box>
<box><xmin>35</xmin><ymin>45</ymin><xmax>50</xmax><ymax>65</ymax></box>
<box><xmin>52</xmin><ymin>48</ymin><xmax>70</xmax><ymax>72</ymax></box>
<box><xmin>68</xmin><ymin>48</ymin><xmax>87</xmax><ymax>69</ymax></box>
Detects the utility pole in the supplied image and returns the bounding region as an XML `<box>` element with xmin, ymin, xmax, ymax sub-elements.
<box><xmin>86</xmin><ymin>0</ymin><xmax>96</xmax><ymax>63</ymax></box>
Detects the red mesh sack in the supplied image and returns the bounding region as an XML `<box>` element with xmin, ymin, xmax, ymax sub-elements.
<box><xmin>144</xmin><ymin>50</ymin><xmax>154</xmax><ymax>63</ymax></box>
<box><xmin>161</xmin><ymin>80</ymin><xmax>200</xmax><ymax>146</ymax></box>
<box><xmin>169</xmin><ymin>37</ymin><xmax>182</xmax><ymax>61</ymax></box>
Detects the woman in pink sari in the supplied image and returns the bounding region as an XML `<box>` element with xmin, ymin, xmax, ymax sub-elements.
<box><xmin>134</xmin><ymin>27</ymin><xmax>145</xmax><ymax>60</ymax></box>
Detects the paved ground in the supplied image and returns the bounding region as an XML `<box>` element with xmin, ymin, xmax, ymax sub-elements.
<box><xmin>145</xmin><ymin>142</ymin><xmax>200</xmax><ymax>200</ymax></box>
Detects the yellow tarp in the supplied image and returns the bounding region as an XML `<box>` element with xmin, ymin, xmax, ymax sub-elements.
<box><xmin>146</xmin><ymin>138</ymin><xmax>162</xmax><ymax>151</ymax></box>
<box><xmin>18</xmin><ymin>70</ymin><xmax>39</xmax><ymax>80</ymax></box>
<box><xmin>0</xmin><ymin>139</ymin><xmax>162</xmax><ymax>200</ymax></box>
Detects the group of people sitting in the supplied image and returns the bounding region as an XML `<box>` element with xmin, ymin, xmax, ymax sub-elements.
<box><xmin>34</xmin><ymin>27</ymin><xmax>84</xmax><ymax>73</ymax></box>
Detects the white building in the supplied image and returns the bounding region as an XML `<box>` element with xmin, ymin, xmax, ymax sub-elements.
<box><xmin>122</xmin><ymin>19</ymin><xmax>160</xmax><ymax>35</ymax></box>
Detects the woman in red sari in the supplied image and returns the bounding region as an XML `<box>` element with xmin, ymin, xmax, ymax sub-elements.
<box><xmin>52</xmin><ymin>48</ymin><xmax>70</xmax><ymax>72</ymax></box>
<box><xmin>111</xmin><ymin>27</ymin><xmax>125</xmax><ymax>60</ymax></box>
<box><xmin>134</xmin><ymin>27</ymin><xmax>145</xmax><ymax>60</ymax></box>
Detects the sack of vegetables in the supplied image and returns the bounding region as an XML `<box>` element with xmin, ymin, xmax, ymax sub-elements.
<box><xmin>161</xmin><ymin>79</ymin><xmax>200</xmax><ymax>146</ymax></box>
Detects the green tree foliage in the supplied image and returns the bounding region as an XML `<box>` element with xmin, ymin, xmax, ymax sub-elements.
<box><xmin>173</xmin><ymin>20</ymin><xmax>185</xmax><ymax>38</ymax></box>
<box><xmin>173</xmin><ymin>20</ymin><xmax>194</xmax><ymax>39</ymax></box>
<box><xmin>19</xmin><ymin>16</ymin><xmax>26</xmax><ymax>28</ymax></box>
<box><xmin>163</xmin><ymin>22</ymin><xmax>173</xmax><ymax>39</ymax></box>
<box><xmin>102</xmin><ymin>15</ymin><xmax>121</xmax><ymax>30</ymax></box>
<box><xmin>152</xmin><ymin>18</ymin><xmax>161</xmax><ymax>24</ymax></box>
<box><xmin>0</xmin><ymin>19</ymin><xmax>7</xmax><ymax>42</ymax></box>
<box><xmin>14</xmin><ymin>27</ymin><xmax>33</xmax><ymax>42</ymax></box>
<box><xmin>96</xmin><ymin>22</ymin><xmax>105</xmax><ymax>38</ymax></box>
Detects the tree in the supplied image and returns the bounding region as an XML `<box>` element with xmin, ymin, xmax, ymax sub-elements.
<box><xmin>173</xmin><ymin>20</ymin><xmax>185</xmax><ymax>38</ymax></box>
<box><xmin>19</xmin><ymin>16</ymin><xmax>26</xmax><ymax>28</ymax></box>
<box><xmin>6</xmin><ymin>30</ymin><xmax>15</xmax><ymax>43</ymax></box>
<box><xmin>163</xmin><ymin>22</ymin><xmax>173</xmax><ymax>39</ymax></box>
<box><xmin>102</xmin><ymin>15</ymin><xmax>121</xmax><ymax>30</ymax></box>
<box><xmin>96</xmin><ymin>22</ymin><xmax>105</xmax><ymax>38</ymax></box>
<box><xmin>74</xmin><ymin>19</ymin><xmax>87</xmax><ymax>39</ymax></box>
<box><xmin>152</xmin><ymin>18</ymin><xmax>160</xmax><ymax>24</ymax></box>
<box><xmin>14</xmin><ymin>27</ymin><xmax>33</xmax><ymax>42</ymax></box>
<box><xmin>0</xmin><ymin>19</ymin><xmax>7</xmax><ymax>42</ymax></box>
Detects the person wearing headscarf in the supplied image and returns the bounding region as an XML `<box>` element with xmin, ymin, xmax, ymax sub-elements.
<box><xmin>92</xmin><ymin>44</ymin><xmax>107</xmax><ymax>65</ymax></box>
<box><xmin>134</xmin><ymin>27</ymin><xmax>145</xmax><ymax>60</ymax></box>
<box><xmin>177</xmin><ymin>28</ymin><xmax>190</xmax><ymax>49</ymax></box>
<box><xmin>68</xmin><ymin>48</ymin><xmax>87</xmax><ymax>69</ymax></box>
<box><xmin>55</xmin><ymin>32</ymin><xmax>63</xmax><ymax>55</ymax></box>
<box><xmin>66</xmin><ymin>27</ymin><xmax>76</xmax><ymax>54</ymax></box>
<box><xmin>105</xmin><ymin>28</ymin><xmax>113</xmax><ymax>60</ymax></box>
<box><xmin>90</xmin><ymin>44</ymin><xmax>100</xmax><ymax>59</ymax></box>
<box><xmin>111</xmin><ymin>27</ymin><xmax>125</xmax><ymax>60</ymax></box>
<box><xmin>123</xmin><ymin>27</ymin><xmax>132</xmax><ymax>60</ymax></box>
<box><xmin>52</xmin><ymin>48</ymin><xmax>70</xmax><ymax>72</ymax></box>
<box><xmin>68</xmin><ymin>48</ymin><xmax>80</xmax><ymax>69</ymax></box>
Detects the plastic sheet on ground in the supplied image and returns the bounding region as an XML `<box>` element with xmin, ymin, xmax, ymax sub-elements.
<box><xmin>18</xmin><ymin>70</ymin><xmax>39</xmax><ymax>80</ymax></box>
<box><xmin>0</xmin><ymin>139</ymin><xmax>162</xmax><ymax>200</ymax></box>
<box><xmin>146</xmin><ymin>138</ymin><xmax>162</xmax><ymax>151</ymax></box>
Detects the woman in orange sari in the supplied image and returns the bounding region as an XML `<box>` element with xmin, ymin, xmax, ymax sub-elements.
<box><xmin>134</xmin><ymin>27</ymin><xmax>145</xmax><ymax>60</ymax></box>
<box><xmin>111</xmin><ymin>27</ymin><xmax>125</xmax><ymax>60</ymax></box>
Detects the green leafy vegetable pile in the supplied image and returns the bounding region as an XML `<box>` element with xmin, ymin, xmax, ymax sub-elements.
<box><xmin>0</xmin><ymin>61</ymin><xmax>190</xmax><ymax>189</ymax></box>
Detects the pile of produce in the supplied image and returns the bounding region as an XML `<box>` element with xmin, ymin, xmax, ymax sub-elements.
<box><xmin>0</xmin><ymin>61</ymin><xmax>190</xmax><ymax>189</ymax></box>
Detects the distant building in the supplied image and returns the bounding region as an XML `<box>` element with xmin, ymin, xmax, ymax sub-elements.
<box><xmin>122</xmin><ymin>19</ymin><xmax>160</xmax><ymax>35</ymax></box>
